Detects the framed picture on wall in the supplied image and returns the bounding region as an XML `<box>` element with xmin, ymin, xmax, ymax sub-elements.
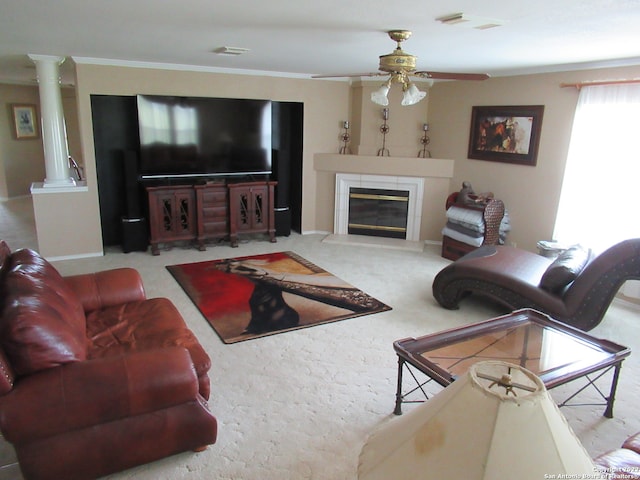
<box><xmin>468</xmin><ymin>105</ymin><xmax>544</xmax><ymax>166</ymax></box>
<box><xmin>10</xmin><ymin>104</ymin><xmax>39</xmax><ymax>140</ymax></box>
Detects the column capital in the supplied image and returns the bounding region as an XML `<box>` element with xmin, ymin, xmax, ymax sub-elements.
<box><xmin>28</xmin><ymin>54</ymin><xmax>66</xmax><ymax>65</ymax></box>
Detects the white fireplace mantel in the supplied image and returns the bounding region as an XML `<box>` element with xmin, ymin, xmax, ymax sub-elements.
<box><xmin>314</xmin><ymin>153</ymin><xmax>454</xmax><ymax>179</ymax></box>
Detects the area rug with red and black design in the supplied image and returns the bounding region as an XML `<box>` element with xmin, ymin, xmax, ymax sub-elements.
<box><xmin>166</xmin><ymin>251</ymin><xmax>391</xmax><ymax>344</ymax></box>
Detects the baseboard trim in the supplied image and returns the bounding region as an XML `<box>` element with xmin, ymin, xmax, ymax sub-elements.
<box><xmin>47</xmin><ymin>251</ymin><xmax>104</xmax><ymax>262</ymax></box>
<box><xmin>322</xmin><ymin>234</ymin><xmax>424</xmax><ymax>252</ymax></box>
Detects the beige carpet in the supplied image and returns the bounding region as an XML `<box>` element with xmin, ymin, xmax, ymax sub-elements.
<box><xmin>2</xmin><ymin>231</ymin><xmax>639</xmax><ymax>479</ymax></box>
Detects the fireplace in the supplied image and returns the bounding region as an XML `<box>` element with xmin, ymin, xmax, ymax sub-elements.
<box><xmin>334</xmin><ymin>174</ymin><xmax>424</xmax><ymax>242</ymax></box>
<box><xmin>348</xmin><ymin>187</ymin><xmax>409</xmax><ymax>239</ymax></box>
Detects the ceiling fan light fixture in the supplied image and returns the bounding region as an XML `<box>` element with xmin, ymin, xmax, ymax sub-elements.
<box><xmin>314</xmin><ymin>29</ymin><xmax>488</xmax><ymax>100</ymax></box>
<box><xmin>371</xmin><ymin>81</ymin><xmax>391</xmax><ymax>106</ymax></box>
<box><xmin>401</xmin><ymin>82</ymin><xmax>426</xmax><ymax>106</ymax></box>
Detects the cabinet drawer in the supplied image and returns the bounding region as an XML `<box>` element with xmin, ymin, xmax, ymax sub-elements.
<box><xmin>201</xmin><ymin>190</ymin><xmax>227</xmax><ymax>204</ymax></box>
<box><xmin>202</xmin><ymin>205</ymin><xmax>227</xmax><ymax>219</ymax></box>
<box><xmin>203</xmin><ymin>221</ymin><xmax>229</xmax><ymax>234</ymax></box>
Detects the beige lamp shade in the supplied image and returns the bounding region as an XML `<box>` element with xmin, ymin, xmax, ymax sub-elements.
<box><xmin>358</xmin><ymin>360</ymin><xmax>596</xmax><ymax>480</ymax></box>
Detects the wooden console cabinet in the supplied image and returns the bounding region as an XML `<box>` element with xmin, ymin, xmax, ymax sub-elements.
<box><xmin>146</xmin><ymin>180</ymin><xmax>276</xmax><ymax>254</ymax></box>
<box><xmin>228</xmin><ymin>181</ymin><xmax>277</xmax><ymax>247</ymax></box>
<box><xmin>146</xmin><ymin>185</ymin><xmax>196</xmax><ymax>255</ymax></box>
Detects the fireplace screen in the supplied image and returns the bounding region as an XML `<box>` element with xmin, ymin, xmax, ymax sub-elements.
<box><xmin>348</xmin><ymin>187</ymin><xmax>409</xmax><ymax>239</ymax></box>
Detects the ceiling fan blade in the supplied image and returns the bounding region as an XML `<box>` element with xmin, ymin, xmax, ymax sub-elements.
<box><xmin>414</xmin><ymin>71</ymin><xmax>490</xmax><ymax>81</ymax></box>
<box><xmin>312</xmin><ymin>72</ymin><xmax>387</xmax><ymax>79</ymax></box>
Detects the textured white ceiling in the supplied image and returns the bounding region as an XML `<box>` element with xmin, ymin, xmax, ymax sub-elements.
<box><xmin>1</xmin><ymin>0</ymin><xmax>640</xmax><ymax>85</ymax></box>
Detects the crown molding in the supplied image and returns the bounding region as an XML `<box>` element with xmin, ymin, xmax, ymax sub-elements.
<box><xmin>71</xmin><ymin>56</ymin><xmax>311</xmax><ymax>79</ymax></box>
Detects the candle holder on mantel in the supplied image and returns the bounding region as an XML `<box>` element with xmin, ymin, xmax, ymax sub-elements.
<box><xmin>377</xmin><ymin>108</ymin><xmax>390</xmax><ymax>156</ymax></box>
<box><xmin>339</xmin><ymin>121</ymin><xmax>351</xmax><ymax>154</ymax></box>
<box><xmin>418</xmin><ymin>123</ymin><xmax>431</xmax><ymax>158</ymax></box>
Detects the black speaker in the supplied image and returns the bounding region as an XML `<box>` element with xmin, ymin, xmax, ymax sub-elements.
<box><xmin>121</xmin><ymin>217</ymin><xmax>148</xmax><ymax>253</ymax></box>
<box><xmin>92</xmin><ymin>95</ymin><xmax>140</xmax><ymax>247</ymax></box>
<box><xmin>275</xmin><ymin>207</ymin><xmax>291</xmax><ymax>236</ymax></box>
<box><xmin>123</xmin><ymin>150</ymin><xmax>142</xmax><ymax>218</ymax></box>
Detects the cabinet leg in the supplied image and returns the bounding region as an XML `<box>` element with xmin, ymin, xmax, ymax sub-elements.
<box><xmin>230</xmin><ymin>236</ymin><xmax>239</xmax><ymax>248</ymax></box>
<box><xmin>151</xmin><ymin>243</ymin><xmax>160</xmax><ymax>256</ymax></box>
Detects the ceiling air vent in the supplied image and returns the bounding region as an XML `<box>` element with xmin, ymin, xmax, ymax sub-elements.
<box><xmin>437</xmin><ymin>13</ymin><xmax>505</xmax><ymax>30</ymax></box>
<box><xmin>213</xmin><ymin>46</ymin><xmax>250</xmax><ymax>56</ymax></box>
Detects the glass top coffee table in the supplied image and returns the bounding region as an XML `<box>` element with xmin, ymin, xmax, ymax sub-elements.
<box><xmin>393</xmin><ymin>309</ymin><xmax>630</xmax><ymax>417</ymax></box>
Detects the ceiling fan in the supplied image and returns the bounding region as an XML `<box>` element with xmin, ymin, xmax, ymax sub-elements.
<box><xmin>313</xmin><ymin>30</ymin><xmax>490</xmax><ymax>106</ymax></box>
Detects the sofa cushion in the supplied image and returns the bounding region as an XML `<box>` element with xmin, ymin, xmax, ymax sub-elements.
<box><xmin>86</xmin><ymin>297</ymin><xmax>211</xmax><ymax>381</ymax></box>
<box><xmin>539</xmin><ymin>245</ymin><xmax>590</xmax><ymax>294</ymax></box>
<box><xmin>1</xmin><ymin>249</ymin><xmax>87</xmax><ymax>376</ymax></box>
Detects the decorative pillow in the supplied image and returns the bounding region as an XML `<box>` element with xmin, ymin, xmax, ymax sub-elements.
<box><xmin>539</xmin><ymin>245</ymin><xmax>591</xmax><ymax>294</ymax></box>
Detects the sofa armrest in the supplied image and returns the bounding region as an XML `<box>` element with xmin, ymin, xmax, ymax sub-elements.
<box><xmin>623</xmin><ymin>432</ymin><xmax>640</xmax><ymax>454</ymax></box>
<box><xmin>0</xmin><ymin>347</ymin><xmax>201</xmax><ymax>444</ymax></box>
<box><xmin>64</xmin><ymin>267</ymin><xmax>146</xmax><ymax>312</ymax></box>
<box><xmin>594</xmin><ymin>449</ymin><xmax>640</xmax><ymax>479</ymax></box>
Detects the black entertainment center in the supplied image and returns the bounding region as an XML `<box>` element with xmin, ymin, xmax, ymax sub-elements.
<box><xmin>90</xmin><ymin>94</ymin><xmax>303</xmax><ymax>251</ymax></box>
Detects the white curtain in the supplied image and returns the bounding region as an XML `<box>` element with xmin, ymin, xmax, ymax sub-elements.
<box><xmin>553</xmin><ymin>84</ymin><xmax>640</xmax><ymax>254</ymax></box>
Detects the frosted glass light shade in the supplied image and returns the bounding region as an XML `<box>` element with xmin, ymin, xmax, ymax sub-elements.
<box><xmin>371</xmin><ymin>84</ymin><xmax>390</xmax><ymax>105</ymax></box>
<box><xmin>401</xmin><ymin>83</ymin><xmax>426</xmax><ymax>106</ymax></box>
<box><xmin>358</xmin><ymin>361</ymin><xmax>596</xmax><ymax>480</ymax></box>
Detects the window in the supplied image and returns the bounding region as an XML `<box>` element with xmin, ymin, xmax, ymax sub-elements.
<box><xmin>553</xmin><ymin>84</ymin><xmax>640</xmax><ymax>253</ymax></box>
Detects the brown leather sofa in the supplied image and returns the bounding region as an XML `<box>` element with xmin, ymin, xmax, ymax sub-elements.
<box><xmin>594</xmin><ymin>431</ymin><xmax>640</xmax><ymax>479</ymax></box>
<box><xmin>432</xmin><ymin>238</ymin><xmax>640</xmax><ymax>331</ymax></box>
<box><xmin>0</xmin><ymin>240</ymin><xmax>217</xmax><ymax>480</ymax></box>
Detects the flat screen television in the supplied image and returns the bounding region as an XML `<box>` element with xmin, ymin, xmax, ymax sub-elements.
<box><xmin>137</xmin><ymin>95</ymin><xmax>272</xmax><ymax>179</ymax></box>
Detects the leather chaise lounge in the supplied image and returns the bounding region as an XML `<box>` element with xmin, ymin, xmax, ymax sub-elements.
<box><xmin>432</xmin><ymin>238</ymin><xmax>640</xmax><ymax>331</ymax></box>
<box><xmin>0</xmin><ymin>240</ymin><xmax>217</xmax><ymax>480</ymax></box>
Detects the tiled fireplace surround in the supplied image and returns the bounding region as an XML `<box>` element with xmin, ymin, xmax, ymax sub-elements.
<box><xmin>314</xmin><ymin>154</ymin><xmax>455</xmax><ymax>248</ymax></box>
<box><xmin>334</xmin><ymin>173</ymin><xmax>424</xmax><ymax>242</ymax></box>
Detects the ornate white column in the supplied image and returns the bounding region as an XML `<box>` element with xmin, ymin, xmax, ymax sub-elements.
<box><xmin>28</xmin><ymin>54</ymin><xmax>75</xmax><ymax>187</ymax></box>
